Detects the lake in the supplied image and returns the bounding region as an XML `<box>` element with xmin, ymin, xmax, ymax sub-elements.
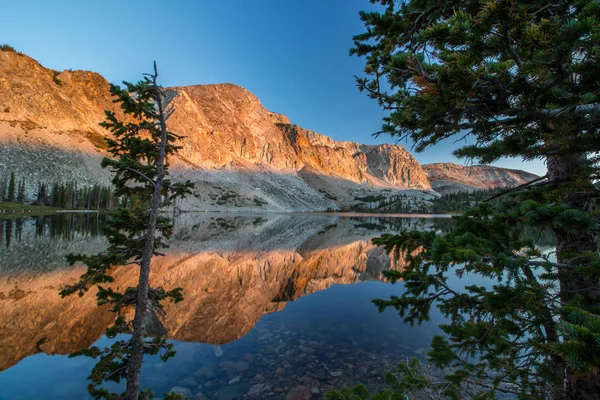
<box><xmin>0</xmin><ymin>213</ymin><xmax>453</xmax><ymax>400</ymax></box>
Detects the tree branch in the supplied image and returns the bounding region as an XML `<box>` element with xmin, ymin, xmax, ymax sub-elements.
<box><xmin>484</xmin><ymin>174</ymin><xmax>548</xmax><ymax>202</ymax></box>
<box><xmin>122</xmin><ymin>166</ymin><xmax>156</xmax><ymax>187</ymax></box>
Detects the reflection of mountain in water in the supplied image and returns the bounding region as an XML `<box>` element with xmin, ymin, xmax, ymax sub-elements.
<box><xmin>0</xmin><ymin>213</ymin><xmax>448</xmax><ymax>371</ymax></box>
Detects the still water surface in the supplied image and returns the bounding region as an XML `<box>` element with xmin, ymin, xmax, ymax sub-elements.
<box><xmin>0</xmin><ymin>213</ymin><xmax>452</xmax><ymax>400</ymax></box>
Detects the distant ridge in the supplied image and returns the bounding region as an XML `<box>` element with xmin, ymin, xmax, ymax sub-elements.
<box><xmin>423</xmin><ymin>163</ymin><xmax>539</xmax><ymax>194</ymax></box>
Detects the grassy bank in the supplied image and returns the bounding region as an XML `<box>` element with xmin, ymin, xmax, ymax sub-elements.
<box><xmin>0</xmin><ymin>202</ymin><xmax>66</xmax><ymax>218</ymax></box>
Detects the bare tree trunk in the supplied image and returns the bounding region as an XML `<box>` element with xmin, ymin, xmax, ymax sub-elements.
<box><xmin>124</xmin><ymin>66</ymin><xmax>169</xmax><ymax>400</ymax></box>
<box><xmin>547</xmin><ymin>153</ymin><xmax>600</xmax><ymax>400</ymax></box>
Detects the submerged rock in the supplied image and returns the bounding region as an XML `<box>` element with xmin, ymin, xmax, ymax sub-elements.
<box><xmin>286</xmin><ymin>385</ymin><xmax>312</xmax><ymax>400</ymax></box>
<box><xmin>315</xmin><ymin>366</ymin><xmax>330</xmax><ymax>381</ymax></box>
<box><xmin>220</xmin><ymin>361</ymin><xmax>250</xmax><ymax>373</ymax></box>
<box><xmin>247</xmin><ymin>383</ymin><xmax>270</xmax><ymax>396</ymax></box>
<box><xmin>216</xmin><ymin>382</ymin><xmax>250</xmax><ymax>400</ymax></box>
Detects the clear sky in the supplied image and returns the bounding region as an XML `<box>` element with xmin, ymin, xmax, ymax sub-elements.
<box><xmin>1</xmin><ymin>0</ymin><xmax>545</xmax><ymax>175</ymax></box>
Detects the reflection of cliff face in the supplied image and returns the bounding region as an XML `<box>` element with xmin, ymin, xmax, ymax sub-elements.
<box><xmin>0</xmin><ymin>214</ymin><xmax>437</xmax><ymax>371</ymax></box>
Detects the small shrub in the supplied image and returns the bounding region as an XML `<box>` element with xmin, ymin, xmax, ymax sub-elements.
<box><xmin>253</xmin><ymin>197</ymin><xmax>267</xmax><ymax>207</ymax></box>
<box><xmin>215</xmin><ymin>218</ymin><xmax>235</xmax><ymax>230</ymax></box>
<box><xmin>318</xmin><ymin>188</ymin><xmax>338</xmax><ymax>201</ymax></box>
<box><xmin>318</xmin><ymin>223</ymin><xmax>337</xmax><ymax>235</ymax></box>
<box><xmin>216</xmin><ymin>192</ymin><xmax>237</xmax><ymax>205</ymax></box>
<box><xmin>84</xmin><ymin>130</ymin><xmax>108</xmax><ymax>150</ymax></box>
<box><xmin>0</xmin><ymin>44</ymin><xmax>16</xmax><ymax>52</ymax></box>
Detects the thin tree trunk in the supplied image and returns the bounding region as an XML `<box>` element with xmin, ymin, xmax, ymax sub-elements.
<box><xmin>547</xmin><ymin>153</ymin><xmax>600</xmax><ymax>400</ymax></box>
<box><xmin>124</xmin><ymin>67</ymin><xmax>169</xmax><ymax>400</ymax></box>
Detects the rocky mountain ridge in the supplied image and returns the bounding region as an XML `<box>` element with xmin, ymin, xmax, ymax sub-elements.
<box><xmin>0</xmin><ymin>48</ymin><xmax>539</xmax><ymax>209</ymax></box>
<box><xmin>423</xmin><ymin>163</ymin><xmax>539</xmax><ymax>194</ymax></box>
<box><xmin>0</xmin><ymin>49</ymin><xmax>433</xmax><ymax>211</ymax></box>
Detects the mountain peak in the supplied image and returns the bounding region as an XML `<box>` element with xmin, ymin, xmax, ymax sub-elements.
<box><xmin>0</xmin><ymin>50</ymin><xmax>435</xmax><ymax>211</ymax></box>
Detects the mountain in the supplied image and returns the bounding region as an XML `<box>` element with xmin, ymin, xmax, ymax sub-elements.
<box><xmin>423</xmin><ymin>163</ymin><xmax>539</xmax><ymax>194</ymax></box>
<box><xmin>0</xmin><ymin>48</ymin><xmax>433</xmax><ymax>211</ymax></box>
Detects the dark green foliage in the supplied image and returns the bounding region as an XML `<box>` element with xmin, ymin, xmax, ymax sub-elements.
<box><xmin>6</xmin><ymin>172</ymin><xmax>15</xmax><ymax>202</ymax></box>
<box><xmin>16</xmin><ymin>179</ymin><xmax>25</xmax><ymax>203</ymax></box>
<box><xmin>253</xmin><ymin>196</ymin><xmax>267</xmax><ymax>206</ymax></box>
<box><xmin>369</xmin><ymin>199</ymin><xmax>570</xmax><ymax>397</ymax></box>
<box><xmin>354</xmin><ymin>194</ymin><xmax>385</xmax><ymax>203</ymax></box>
<box><xmin>351</xmin><ymin>0</ymin><xmax>600</xmax><ymax>163</ymax></box>
<box><xmin>0</xmin><ymin>44</ymin><xmax>16</xmax><ymax>52</ymax></box>
<box><xmin>69</xmin><ymin>323</ymin><xmax>177</xmax><ymax>400</ymax></box>
<box><xmin>0</xmin><ymin>171</ymin><xmax>129</xmax><ymax>210</ymax></box>
<box><xmin>327</xmin><ymin>358</ymin><xmax>454</xmax><ymax>399</ymax></box>
<box><xmin>41</xmin><ymin>182</ymin><xmax>121</xmax><ymax>209</ymax></box>
<box><xmin>59</xmin><ymin>64</ymin><xmax>193</xmax><ymax>399</ymax></box>
<box><xmin>319</xmin><ymin>188</ymin><xmax>339</xmax><ymax>201</ymax></box>
<box><xmin>431</xmin><ymin>188</ymin><xmax>504</xmax><ymax>213</ymax></box>
<box><xmin>215</xmin><ymin>191</ymin><xmax>237</xmax><ymax>205</ymax></box>
<box><xmin>341</xmin><ymin>0</ymin><xmax>600</xmax><ymax>398</ymax></box>
<box><xmin>342</xmin><ymin>193</ymin><xmax>428</xmax><ymax>213</ymax></box>
<box><xmin>85</xmin><ymin>130</ymin><xmax>109</xmax><ymax>150</ymax></box>
<box><xmin>0</xmin><ymin>175</ymin><xmax>8</xmax><ymax>201</ymax></box>
<box><xmin>318</xmin><ymin>223</ymin><xmax>337</xmax><ymax>235</ymax></box>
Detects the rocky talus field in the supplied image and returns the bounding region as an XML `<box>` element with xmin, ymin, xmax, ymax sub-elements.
<box><xmin>0</xmin><ymin>48</ymin><xmax>537</xmax><ymax>210</ymax></box>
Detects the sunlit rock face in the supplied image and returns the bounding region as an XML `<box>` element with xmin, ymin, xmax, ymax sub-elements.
<box><xmin>423</xmin><ymin>163</ymin><xmax>539</xmax><ymax>194</ymax></box>
<box><xmin>0</xmin><ymin>214</ymin><xmax>437</xmax><ymax>371</ymax></box>
<box><xmin>0</xmin><ymin>49</ymin><xmax>433</xmax><ymax>211</ymax></box>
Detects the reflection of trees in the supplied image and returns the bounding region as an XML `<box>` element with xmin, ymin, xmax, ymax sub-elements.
<box><xmin>0</xmin><ymin>214</ymin><xmax>105</xmax><ymax>250</ymax></box>
<box><xmin>353</xmin><ymin>216</ymin><xmax>453</xmax><ymax>234</ymax></box>
<box><xmin>4</xmin><ymin>219</ymin><xmax>12</xmax><ymax>248</ymax></box>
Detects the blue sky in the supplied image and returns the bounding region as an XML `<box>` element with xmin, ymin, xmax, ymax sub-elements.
<box><xmin>1</xmin><ymin>0</ymin><xmax>545</xmax><ymax>175</ymax></box>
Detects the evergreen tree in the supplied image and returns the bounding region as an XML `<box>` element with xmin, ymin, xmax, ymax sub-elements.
<box><xmin>36</xmin><ymin>182</ymin><xmax>47</xmax><ymax>206</ymax></box>
<box><xmin>6</xmin><ymin>172</ymin><xmax>15</xmax><ymax>202</ymax></box>
<box><xmin>59</xmin><ymin>63</ymin><xmax>193</xmax><ymax>400</ymax></box>
<box><xmin>0</xmin><ymin>175</ymin><xmax>7</xmax><ymax>202</ymax></box>
<box><xmin>17</xmin><ymin>179</ymin><xmax>26</xmax><ymax>203</ymax></box>
<box><xmin>329</xmin><ymin>1</ymin><xmax>600</xmax><ymax>399</ymax></box>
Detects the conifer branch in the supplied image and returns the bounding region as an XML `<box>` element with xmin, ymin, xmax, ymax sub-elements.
<box><xmin>483</xmin><ymin>174</ymin><xmax>548</xmax><ymax>202</ymax></box>
<box><xmin>122</xmin><ymin>166</ymin><xmax>156</xmax><ymax>187</ymax></box>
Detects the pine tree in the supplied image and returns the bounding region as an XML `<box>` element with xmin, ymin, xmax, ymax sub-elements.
<box><xmin>329</xmin><ymin>1</ymin><xmax>600</xmax><ymax>399</ymax></box>
<box><xmin>17</xmin><ymin>179</ymin><xmax>26</xmax><ymax>203</ymax></box>
<box><xmin>36</xmin><ymin>182</ymin><xmax>47</xmax><ymax>206</ymax></box>
<box><xmin>0</xmin><ymin>176</ymin><xmax>7</xmax><ymax>202</ymax></box>
<box><xmin>59</xmin><ymin>63</ymin><xmax>193</xmax><ymax>400</ymax></box>
<box><xmin>6</xmin><ymin>172</ymin><xmax>15</xmax><ymax>202</ymax></box>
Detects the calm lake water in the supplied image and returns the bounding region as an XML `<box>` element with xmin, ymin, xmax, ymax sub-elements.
<box><xmin>0</xmin><ymin>213</ymin><xmax>453</xmax><ymax>400</ymax></box>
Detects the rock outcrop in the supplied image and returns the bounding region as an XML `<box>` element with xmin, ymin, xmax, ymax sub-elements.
<box><xmin>423</xmin><ymin>163</ymin><xmax>539</xmax><ymax>194</ymax></box>
<box><xmin>0</xmin><ymin>49</ymin><xmax>432</xmax><ymax>211</ymax></box>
